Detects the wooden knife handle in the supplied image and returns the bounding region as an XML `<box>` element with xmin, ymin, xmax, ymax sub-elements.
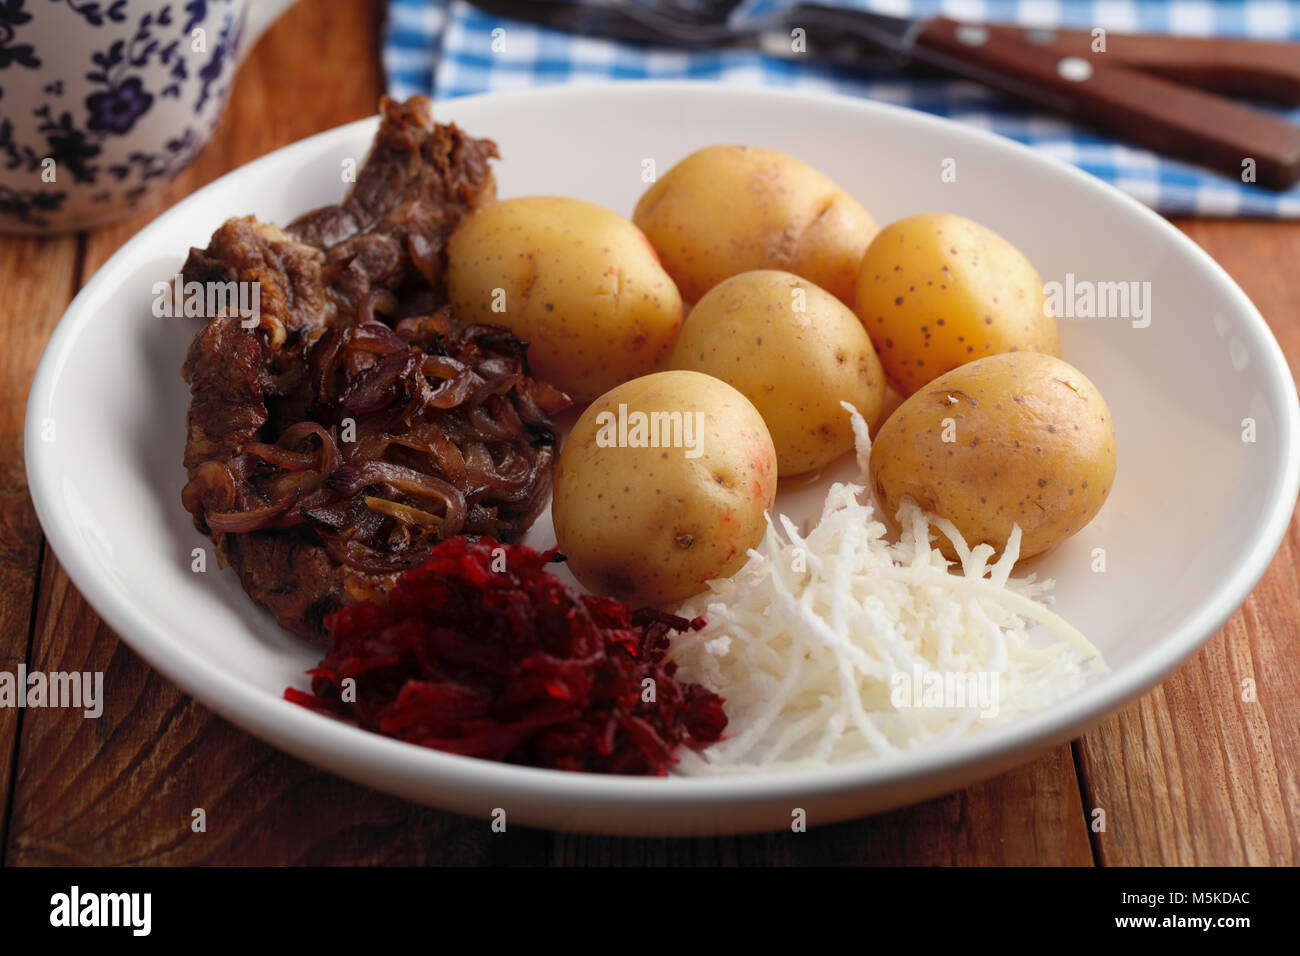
<box><xmin>913</xmin><ymin>17</ymin><xmax>1300</xmax><ymax>189</ymax></box>
<box><xmin>981</xmin><ymin>25</ymin><xmax>1300</xmax><ymax>106</ymax></box>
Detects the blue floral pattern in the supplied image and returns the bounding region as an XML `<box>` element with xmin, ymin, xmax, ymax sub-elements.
<box><xmin>0</xmin><ymin>184</ymin><xmax>65</xmax><ymax>223</ymax></box>
<box><xmin>194</xmin><ymin>8</ymin><xmax>236</xmax><ymax>112</ymax></box>
<box><xmin>86</xmin><ymin>73</ymin><xmax>152</xmax><ymax>133</ymax></box>
<box><xmin>0</xmin><ymin>0</ymin><xmax>41</xmax><ymax>71</ymax></box>
<box><xmin>36</xmin><ymin>104</ymin><xmax>101</xmax><ymax>179</ymax></box>
<box><xmin>55</xmin><ymin>0</ymin><xmax>128</xmax><ymax>28</ymax></box>
<box><xmin>0</xmin><ymin>0</ymin><xmax>242</xmax><ymax>227</ymax></box>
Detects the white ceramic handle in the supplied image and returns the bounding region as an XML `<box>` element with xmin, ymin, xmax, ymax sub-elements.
<box><xmin>241</xmin><ymin>0</ymin><xmax>300</xmax><ymax>59</ymax></box>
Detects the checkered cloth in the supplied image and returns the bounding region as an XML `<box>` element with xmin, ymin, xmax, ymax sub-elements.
<box><xmin>383</xmin><ymin>0</ymin><xmax>1300</xmax><ymax>217</ymax></box>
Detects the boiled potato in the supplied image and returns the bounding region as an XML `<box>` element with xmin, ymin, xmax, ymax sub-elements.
<box><xmin>553</xmin><ymin>370</ymin><xmax>777</xmax><ymax>607</ymax></box>
<box><xmin>633</xmin><ymin>145</ymin><xmax>876</xmax><ymax>306</ymax></box>
<box><xmin>669</xmin><ymin>270</ymin><xmax>885</xmax><ymax>477</ymax></box>
<box><xmin>869</xmin><ymin>352</ymin><xmax>1115</xmax><ymax>561</ymax></box>
<box><xmin>446</xmin><ymin>196</ymin><xmax>683</xmax><ymax>401</ymax></box>
<box><xmin>855</xmin><ymin>213</ymin><xmax>1059</xmax><ymax>396</ymax></box>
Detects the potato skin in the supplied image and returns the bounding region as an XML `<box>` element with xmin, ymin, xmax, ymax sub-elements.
<box><xmin>855</xmin><ymin>213</ymin><xmax>1060</xmax><ymax>396</ymax></box>
<box><xmin>633</xmin><ymin>145</ymin><xmax>877</xmax><ymax>306</ymax></box>
<box><xmin>669</xmin><ymin>270</ymin><xmax>885</xmax><ymax>477</ymax></box>
<box><xmin>869</xmin><ymin>353</ymin><xmax>1115</xmax><ymax>561</ymax></box>
<box><xmin>553</xmin><ymin>370</ymin><xmax>777</xmax><ymax>607</ymax></box>
<box><xmin>446</xmin><ymin>196</ymin><xmax>683</xmax><ymax>402</ymax></box>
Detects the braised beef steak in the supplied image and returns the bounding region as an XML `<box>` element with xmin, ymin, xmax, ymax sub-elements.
<box><xmin>179</xmin><ymin>96</ymin><xmax>566</xmax><ymax>641</ymax></box>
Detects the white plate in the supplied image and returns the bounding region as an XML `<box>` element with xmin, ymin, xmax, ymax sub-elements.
<box><xmin>25</xmin><ymin>83</ymin><xmax>1300</xmax><ymax>836</ymax></box>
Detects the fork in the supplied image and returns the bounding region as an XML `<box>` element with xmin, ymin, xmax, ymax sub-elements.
<box><xmin>602</xmin><ymin>0</ymin><xmax>1300</xmax><ymax>187</ymax></box>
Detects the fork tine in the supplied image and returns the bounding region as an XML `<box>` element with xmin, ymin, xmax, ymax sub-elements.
<box><xmin>628</xmin><ymin>0</ymin><xmax>747</xmax><ymax>26</ymax></box>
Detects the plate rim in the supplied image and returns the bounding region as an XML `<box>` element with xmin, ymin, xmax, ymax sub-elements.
<box><xmin>22</xmin><ymin>80</ymin><xmax>1300</xmax><ymax>823</ymax></box>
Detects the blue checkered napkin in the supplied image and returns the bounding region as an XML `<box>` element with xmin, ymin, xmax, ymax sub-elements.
<box><xmin>383</xmin><ymin>0</ymin><xmax>1300</xmax><ymax>217</ymax></box>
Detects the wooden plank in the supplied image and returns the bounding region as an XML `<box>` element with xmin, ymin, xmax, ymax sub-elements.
<box><xmin>0</xmin><ymin>235</ymin><xmax>81</xmax><ymax>861</ymax></box>
<box><xmin>1074</xmin><ymin>220</ymin><xmax>1300</xmax><ymax>865</ymax></box>
<box><xmin>553</xmin><ymin>746</ymin><xmax>1095</xmax><ymax>865</ymax></box>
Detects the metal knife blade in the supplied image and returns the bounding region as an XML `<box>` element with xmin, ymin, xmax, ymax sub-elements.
<box><xmin>767</xmin><ymin>4</ymin><xmax>928</xmax><ymax>70</ymax></box>
<box><xmin>464</xmin><ymin>1</ymin><xmax>931</xmax><ymax>72</ymax></box>
<box><xmin>463</xmin><ymin>1</ymin><xmax>730</xmax><ymax>47</ymax></box>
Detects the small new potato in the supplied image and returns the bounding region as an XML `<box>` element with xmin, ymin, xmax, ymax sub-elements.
<box><xmin>553</xmin><ymin>370</ymin><xmax>778</xmax><ymax>608</ymax></box>
<box><xmin>855</xmin><ymin>213</ymin><xmax>1060</xmax><ymax>396</ymax></box>
<box><xmin>446</xmin><ymin>196</ymin><xmax>682</xmax><ymax>401</ymax></box>
<box><xmin>669</xmin><ymin>270</ymin><xmax>886</xmax><ymax>477</ymax></box>
<box><xmin>633</xmin><ymin>145</ymin><xmax>877</xmax><ymax>305</ymax></box>
<box><xmin>869</xmin><ymin>352</ymin><xmax>1116</xmax><ymax>561</ymax></box>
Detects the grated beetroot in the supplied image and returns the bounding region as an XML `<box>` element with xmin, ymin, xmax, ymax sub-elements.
<box><xmin>284</xmin><ymin>536</ymin><xmax>727</xmax><ymax>773</ymax></box>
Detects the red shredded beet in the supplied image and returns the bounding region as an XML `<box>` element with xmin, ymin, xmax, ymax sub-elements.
<box><xmin>284</xmin><ymin>536</ymin><xmax>726</xmax><ymax>774</ymax></box>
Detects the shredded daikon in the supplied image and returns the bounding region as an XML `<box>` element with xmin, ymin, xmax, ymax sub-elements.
<box><xmin>669</xmin><ymin>402</ymin><xmax>1107</xmax><ymax>775</ymax></box>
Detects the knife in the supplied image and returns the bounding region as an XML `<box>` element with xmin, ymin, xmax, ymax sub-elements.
<box><xmin>465</xmin><ymin>1</ymin><xmax>1300</xmax><ymax>189</ymax></box>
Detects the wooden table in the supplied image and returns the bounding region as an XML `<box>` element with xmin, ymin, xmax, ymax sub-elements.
<box><xmin>1</xmin><ymin>0</ymin><xmax>1296</xmax><ymax>866</ymax></box>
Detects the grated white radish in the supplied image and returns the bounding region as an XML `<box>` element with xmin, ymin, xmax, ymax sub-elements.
<box><xmin>669</xmin><ymin>403</ymin><xmax>1107</xmax><ymax>775</ymax></box>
